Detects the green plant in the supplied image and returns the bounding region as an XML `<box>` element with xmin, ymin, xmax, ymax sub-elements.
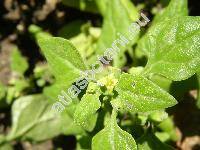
<box><xmin>0</xmin><ymin>0</ymin><xmax>199</xmax><ymax>149</ymax></box>
<box><xmin>34</xmin><ymin>0</ymin><xmax>199</xmax><ymax>149</ymax></box>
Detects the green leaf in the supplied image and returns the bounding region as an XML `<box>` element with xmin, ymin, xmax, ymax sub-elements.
<box><xmin>0</xmin><ymin>143</ymin><xmax>13</xmax><ymax>150</ymax></box>
<box><xmin>10</xmin><ymin>47</ymin><xmax>28</xmax><ymax>75</ymax></box>
<box><xmin>92</xmin><ymin>110</ymin><xmax>137</xmax><ymax>150</ymax></box>
<box><xmin>148</xmin><ymin>111</ymin><xmax>168</xmax><ymax>123</ymax></box>
<box><xmin>43</xmin><ymin>84</ymin><xmax>85</xmax><ymax>135</ymax></box>
<box><xmin>74</xmin><ymin>93</ymin><xmax>101</xmax><ymax>131</ymax></box>
<box><xmin>7</xmin><ymin>95</ymin><xmax>63</xmax><ymax>142</ymax></box>
<box><xmin>60</xmin><ymin>108</ymin><xmax>86</xmax><ymax>136</ymax></box>
<box><xmin>148</xmin><ymin>75</ymin><xmax>172</xmax><ymax>92</ymax></box>
<box><xmin>69</xmin><ymin>26</ymin><xmax>101</xmax><ymax>62</ymax></box>
<box><xmin>28</xmin><ymin>24</ymin><xmax>51</xmax><ymax>40</ymax></box>
<box><xmin>137</xmin><ymin>131</ymin><xmax>174</xmax><ymax>150</ymax></box>
<box><xmin>142</xmin><ymin>17</ymin><xmax>200</xmax><ymax>81</ymax></box>
<box><xmin>6</xmin><ymin>79</ymin><xmax>29</xmax><ymax>104</ymax></box>
<box><xmin>94</xmin><ymin>0</ymin><xmax>108</xmax><ymax>15</ymax></box>
<box><xmin>38</xmin><ymin>36</ymin><xmax>87</xmax><ymax>87</ymax></box>
<box><xmin>93</xmin><ymin>0</ymin><xmax>139</xmax><ymax>67</ymax></box>
<box><xmin>152</xmin><ymin>0</ymin><xmax>188</xmax><ymax>25</ymax></box>
<box><xmin>112</xmin><ymin>73</ymin><xmax>177</xmax><ymax>112</ymax></box>
<box><xmin>137</xmin><ymin>0</ymin><xmax>188</xmax><ymax>57</ymax></box>
<box><xmin>157</xmin><ymin>117</ymin><xmax>179</xmax><ymax>141</ymax></box>
<box><xmin>0</xmin><ymin>135</ymin><xmax>6</xmax><ymax>145</ymax></box>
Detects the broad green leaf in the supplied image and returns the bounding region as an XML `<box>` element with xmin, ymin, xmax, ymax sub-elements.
<box><xmin>38</xmin><ymin>36</ymin><xmax>87</xmax><ymax>87</ymax></box>
<box><xmin>142</xmin><ymin>17</ymin><xmax>200</xmax><ymax>81</ymax></box>
<box><xmin>92</xmin><ymin>110</ymin><xmax>137</xmax><ymax>150</ymax></box>
<box><xmin>93</xmin><ymin>0</ymin><xmax>139</xmax><ymax>67</ymax></box>
<box><xmin>137</xmin><ymin>0</ymin><xmax>188</xmax><ymax>56</ymax></box>
<box><xmin>74</xmin><ymin>93</ymin><xmax>101</xmax><ymax>131</ymax></box>
<box><xmin>43</xmin><ymin>84</ymin><xmax>85</xmax><ymax>135</ymax></box>
<box><xmin>137</xmin><ymin>131</ymin><xmax>174</xmax><ymax>150</ymax></box>
<box><xmin>153</xmin><ymin>0</ymin><xmax>188</xmax><ymax>25</ymax></box>
<box><xmin>10</xmin><ymin>47</ymin><xmax>28</xmax><ymax>75</ymax></box>
<box><xmin>112</xmin><ymin>73</ymin><xmax>177</xmax><ymax>112</ymax></box>
<box><xmin>43</xmin><ymin>83</ymin><xmax>63</xmax><ymax>103</ymax></box>
<box><xmin>60</xmin><ymin>108</ymin><xmax>86</xmax><ymax>136</ymax></box>
<box><xmin>7</xmin><ymin>95</ymin><xmax>63</xmax><ymax>141</ymax></box>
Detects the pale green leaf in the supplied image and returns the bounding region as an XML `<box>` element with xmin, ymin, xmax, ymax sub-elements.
<box><xmin>43</xmin><ymin>84</ymin><xmax>85</xmax><ymax>135</ymax></box>
<box><xmin>157</xmin><ymin>117</ymin><xmax>178</xmax><ymax>141</ymax></box>
<box><xmin>60</xmin><ymin>108</ymin><xmax>86</xmax><ymax>136</ymax></box>
<box><xmin>74</xmin><ymin>93</ymin><xmax>101</xmax><ymax>131</ymax></box>
<box><xmin>148</xmin><ymin>75</ymin><xmax>172</xmax><ymax>92</ymax></box>
<box><xmin>70</xmin><ymin>26</ymin><xmax>101</xmax><ymax>62</ymax></box>
<box><xmin>10</xmin><ymin>48</ymin><xmax>28</xmax><ymax>75</ymax></box>
<box><xmin>137</xmin><ymin>0</ymin><xmax>188</xmax><ymax>56</ymax></box>
<box><xmin>143</xmin><ymin>17</ymin><xmax>200</xmax><ymax>81</ymax></box>
<box><xmin>112</xmin><ymin>73</ymin><xmax>177</xmax><ymax>112</ymax></box>
<box><xmin>38</xmin><ymin>36</ymin><xmax>87</xmax><ymax>87</ymax></box>
<box><xmin>0</xmin><ymin>143</ymin><xmax>13</xmax><ymax>150</ymax></box>
<box><xmin>92</xmin><ymin>110</ymin><xmax>137</xmax><ymax>150</ymax></box>
<box><xmin>153</xmin><ymin>0</ymin><xmax>188</xmax><ymax>25</ymax></box>
<box><xmin>7</xmin><ymin>95</ymin><xmax>63</xmax><ymax>141</ymax></box>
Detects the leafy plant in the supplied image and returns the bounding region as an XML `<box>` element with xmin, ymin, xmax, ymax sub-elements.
<box><xmin>0</xmin><ymin>0</ymin><xmax>199</xmax><ymax>149</ymax></box>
